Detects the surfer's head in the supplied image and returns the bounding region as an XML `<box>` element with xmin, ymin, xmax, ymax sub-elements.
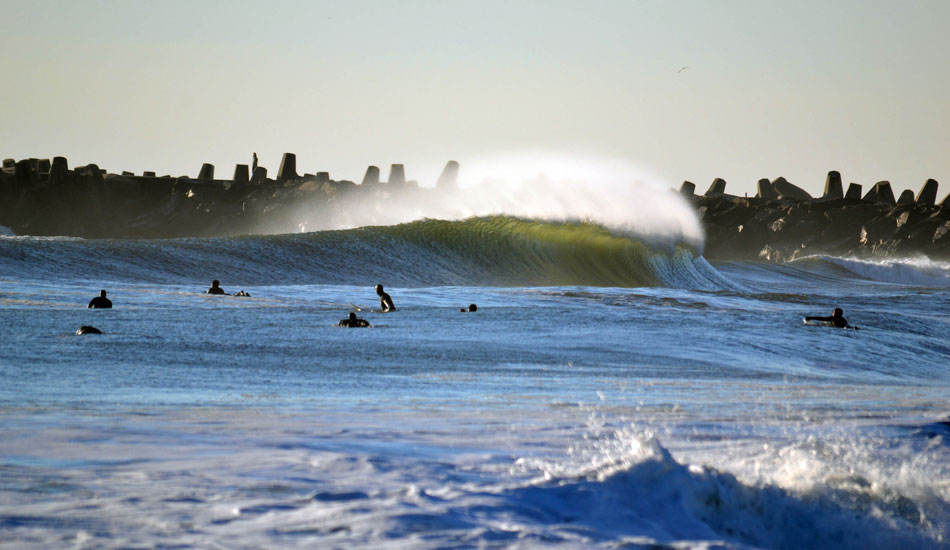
<box><xmin>833</xmin><ymin>307</ymin><xmax>843</xmax><ymax>317</ymax></box>
<box><xmin>100</xmin><ymin>290</ymin><xmax>107</xmax><ymax>298</ymax></box>
<box><xmin>349</xmin><ymin>312</ymin><xmax>358</xmax><ymax>321</ymax></box>
<box><xmin>375</xmin><ymin>284</ymin><xmax>384</xmax><ymax>294</ymax></box>
<box><xmin>211</xmin><ymin>280</ymin><xmax>220</xmax><ymax>288</ymax></box>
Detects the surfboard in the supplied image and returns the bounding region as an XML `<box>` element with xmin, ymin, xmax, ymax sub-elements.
<box><xmin>802</xmin><ymin>318</ymin><xmax>861</xmax><ymax>330</ymax></box>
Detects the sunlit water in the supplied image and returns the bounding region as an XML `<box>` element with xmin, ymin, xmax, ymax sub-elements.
<box><xmin>1</xmin><ymin>233</ymin><xmax>949</xmax><ymax>549</ymax></box>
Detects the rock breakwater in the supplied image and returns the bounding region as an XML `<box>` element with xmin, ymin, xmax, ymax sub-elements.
<box><xmin>685</xmin><ymin>172</ymin><xmax>950</xmax><ymax>261</ymax></box>
<box><xmin>3</xmin><ymin>156</ymin><xmax>949</xmax><ymax>262</ymax></box>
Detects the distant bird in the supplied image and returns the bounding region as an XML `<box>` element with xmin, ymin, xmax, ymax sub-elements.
<box><xmin>677</xmin><ymin>66</ymin><xmax>689</xmax><ymax>74</ymax></box>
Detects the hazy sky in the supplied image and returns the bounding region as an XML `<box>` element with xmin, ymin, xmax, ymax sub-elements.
<box><xmin>2</xmin><ymin>0</ymin><xmax>948</xmax><ymax>197</ymax></box>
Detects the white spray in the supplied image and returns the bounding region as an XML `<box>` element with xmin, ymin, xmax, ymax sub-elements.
<box><xmin>282</xmin><ymin>152</ymin><xmax>705</xmax><ymax>252</ymax></box>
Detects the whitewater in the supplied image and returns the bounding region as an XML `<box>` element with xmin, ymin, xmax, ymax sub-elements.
<box><xmin>1</xmin><ymin>165</ymin><xmax>949</xmax><ymax>549</ymax></box>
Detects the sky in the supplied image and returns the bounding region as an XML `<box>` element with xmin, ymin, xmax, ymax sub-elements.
<box><xmin>2</xmin><ymin>0</ymin><xmax>949</xmax><ymax>198</ymax></box>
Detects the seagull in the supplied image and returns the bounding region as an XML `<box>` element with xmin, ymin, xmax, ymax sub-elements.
<box><xmin>677</xmin><ymin>66</ymin><xmax>689</xmax><ymax>74</ymax></box>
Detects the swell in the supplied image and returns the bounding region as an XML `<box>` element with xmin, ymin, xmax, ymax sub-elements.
<box><xmin>0</xmin><ymin>216</ymin><xmax>719</xmax><ymax>289</ymax></box>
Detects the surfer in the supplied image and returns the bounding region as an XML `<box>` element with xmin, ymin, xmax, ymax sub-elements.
<box><xmin>805</xmin><ymin>307</ymin><xmax>852</xmax><ymax>328</ymax></box>
<box><xmin>87</xmin><ymin>290</ymin><xmax>112</xmax><ymax>309</ymax></box>
<box><xmin>460</xmin><ymin>303</ymin><xmax>477</xmax><ymax>312</ymax></box>
<box><xmin>375</xmin><ymin>284</ymin><xmax>395</xmax><ymax>312</ymax></box>
<box><xmin>76</xmin><ymin>325</ymin><xmax>102</xmax><ymax>335</ymax></box>
<box><xmin>234</xmin><ymin>290</ymin><xmax>251</xmax><ymax>297</ymax></box>
<box><xmin>206</xmin><ymin>280</ymin><xmax>227</xmax><ymax>295</ymax></box>
<box><xmin>338</xmin><ymin>312</ymin><xmax>370</xmax><ymax>328</ymax></box>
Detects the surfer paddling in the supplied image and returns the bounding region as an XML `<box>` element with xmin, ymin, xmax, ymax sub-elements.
<box><xmin>339</xmin><ymin>312</ymin><xmax>370</xmax><ymax>328</ymax></box>
<box><xmin>375</xmin><ymin>284</ymin><xmax>395</xmax><ymax>312</ymax></box>
<box><xmin>87</xmin><ymin>290</ymin><xmax>112</xmax><ymax>309</ymax></box>
<box><xmin>805</xmin><ymin>307</ymin><xmax>858</xmax><ymax>329</ymax></box>
<box><xmin>206</xmin><ymin>280</ymin><xmax>227</xmax><ymax>295</ymax></box>
<box><xmin>460</xmin><ymin>303</ymin><xmax>477</xmax><ymax>312</ymax></box>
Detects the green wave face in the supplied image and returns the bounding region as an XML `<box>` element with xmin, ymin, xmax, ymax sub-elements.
<box><xmin>380</xmin><ymin>216</ymin><xmax>663</xmax><ymax>287</ymax></box>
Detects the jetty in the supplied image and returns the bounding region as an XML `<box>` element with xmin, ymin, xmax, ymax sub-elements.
<box><xmin>2</xmin><ymin>154</ymin><xmax>948</xmax><ymax>260</ymax></box>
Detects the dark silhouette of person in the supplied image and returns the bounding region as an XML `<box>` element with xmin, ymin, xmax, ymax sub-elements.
<box><xmin>460</xmin><ymin>303</ymin><xmax>477</xmax><ymax>312</ymax></box>
<box><xmin>806</xmin><ymin>307</ymin><xmax>850</xmax><ymax>328</ymax></box>
<box><xmin>375</xmin><ymin>284</ymin><xmax>395</xmax><ymax>312</ymax></box>
<box><xmin>207</xmin><ymin>280</ymin><xmax>227</xmax><ymax>295</ymax></box>
<box><xmin>339</xmin><ymin>312</ymin><xmax>370</xmax><ymax>327</ymax></box>
<box><xmin>76</xmin><ymin>325</ymin><xmax>102</xmax><ymax>335</ymax></box>
<box><xmin>234</xmin><ymin>290</ymin><xmax>251</xmax><ymax>297</ymax></box>
<box><xmin>87</xmin><ymin>290</ymin><xmax>112</xmax><ymax>309</ymax></box>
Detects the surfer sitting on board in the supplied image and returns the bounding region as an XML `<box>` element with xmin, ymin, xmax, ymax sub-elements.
<box><xmin>805</xmin><ymin>307</ymin><xmax>852</xmax><ymax>328</ymax></box>
<box><xmin>339</xmin><ymin>312</ymin><xmax>370</xmax><ymax>328</ymax></box>
<box><xmin>460</xmin><ymin>303</ymin><xmax>477</xmax><ymax>312</ymax></box>
<box><xmin>206</xmin><ymin>280</ymin><xmax>227</xmax><ymax>295</ymax></box>
<box><xmin>87</xmin><ymin>289</ymin><xmax>112</xmax><ymax>309</ymax></box>
<box><xmin>375</xmin><ymin>284</ymin><xmax>395</xmax><ymax>312</ymax></box>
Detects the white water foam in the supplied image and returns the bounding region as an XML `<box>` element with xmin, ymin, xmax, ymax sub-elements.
<box><xmin>814</xmin><ymin>256</ymin><xmax>950</xmax><ymax>287</ymax></box>
<box><xmin>517</xmin><ymin>420</ymin><xmax>950</xmax><ymax>549</ymax></box>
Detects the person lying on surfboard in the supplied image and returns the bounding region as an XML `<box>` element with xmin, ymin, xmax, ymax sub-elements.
<box><xmin>805</xmin><ymin>307</ymin><xmax>851</xmax><ymax>328</ymax></box>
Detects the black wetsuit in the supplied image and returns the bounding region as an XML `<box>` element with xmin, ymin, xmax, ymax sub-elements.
<box><xmin>806</xmin><ymin>314</ymin><xmax>849</xmax><ymax>328</ymax></box>
<box><xmin>378</xmin><ymin>292</ymin><xmax>395</xmax><ymax>312</ymax></box>
<box><xmin>207</xmin><ymin>287</ymin><xmax>226</xmax><ymax>295</ymax></box>
<box><xmin>87</xmin><ymin>296</ymin><xmax>112</xmax><ymax>309</ymax></box>
<box><xmin>339</xmin><ymin>316</ymin><xmax>370</xmax><ymax>327</ymax></box>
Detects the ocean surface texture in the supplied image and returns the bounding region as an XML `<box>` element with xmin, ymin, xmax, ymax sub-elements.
<box><xmin>2</xmin><ymin>216</ymin><xmax>949</xmax><ymax>549</ymax></box>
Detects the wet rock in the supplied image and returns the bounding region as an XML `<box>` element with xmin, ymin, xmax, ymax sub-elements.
<box><xmin>15</xmin><ymin>160</ymin><xmax>35</xmax><ymax>186</ymax></box>
<box><xmin>705</xmin><ymin>178</ymin><xmax>727</xmax><ymax>196</ymax></box>
<box><xmin>845</xmin><ymin>183</ymin><xmax>863</xmax><ymax>200</ymax></box>
<box><xmin>916</xmin><ymin>179</ymin><xmax>938</xmax><ymax>206</ymax></box>
<box><xmin>679</xmin><ymin>181</ymin><xmax>696</xmax><ymax>196</ymax></box>
<box><xmin>823</xmin><ymin>171</ymin><xmax>843</xmax><ymax>199</ymax></box>
<box><xmin>233</xmin><ymin>164</ymin><xmax>250</xmax><ymax>185</ymax></box>
<box><xmin>251</xmin><ymin>167</ymin><xmax>267</xmax><ymax>185</ymax></box>
<box><xmin>757</xmin><ymin>178</ymin><xmax>777</xmax><ymax>200</ymax></box>
<box><xmin>896</xmin><ymin>189</ymin><xmax>915</xmax><ymax>205</ymax></box>
<box><xmin>278</xmin><ymin>153</ymin><xmax>299</xmax><ymax>182</ymax></box>
<box><xmin>49</xmin><ymin>157</ymin><xmax>68</xmax><ymax>185</ymax></box>
<box><xmin>875</xmin><ymin>181</ymin><xmax>896</xmax><ymax>205</ymax></box>
<box><xmin>865</xmin><ymin>181</ymin><xmax>895</xmax><ymax>205</ymax></box>
<box><xmin>387</xmin><ymin>164</ymin><xmax>406</xmax><ymax>186</ymax></box>
<box><xmin>437</xmin><ymin>161</ymin><xmax>460</xmax><ymax>190</ymax></box>
<box><xmin>361</xmin><ymin>166</ymin><xmax>380</xmax><ymax>186</ymax></box>
<box><xmin>771</xmin><ymin>177</ymin><xmax>812</xmax><ymax>201</ymax></box>
<box><xmin>198</xmin><ymin>163</ymin><xmax>215</xmax><ymax>180</ymax></box>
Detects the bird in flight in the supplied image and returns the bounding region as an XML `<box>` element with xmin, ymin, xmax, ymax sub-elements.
<box><xmin>677</xmin><ymin>66</ymin><xmax>689</xmax><ymax>74</ymax></box>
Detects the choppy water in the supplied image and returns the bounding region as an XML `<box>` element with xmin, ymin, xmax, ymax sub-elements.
<box><xmin>1</xmin><ymin>219</ymin><xmax>949</xmax><ymax>549</ymax></box>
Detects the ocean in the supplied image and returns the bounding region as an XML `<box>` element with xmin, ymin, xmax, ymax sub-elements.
<box><xmin>1</xmin><ymin>216</ymin><xmax>949</xmax><ymax>549</ymax></box>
